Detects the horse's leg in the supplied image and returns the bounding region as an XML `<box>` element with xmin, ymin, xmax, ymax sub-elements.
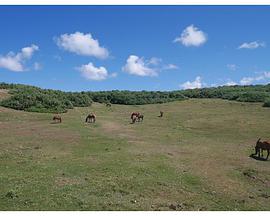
<box><xmin>267</xmin><ymin>150</ymin><xmax>270</xmax><ymax>160</ymax></box>
<box><xmin>256</xmin><ymin>147</ymin><xmax>260</xmax><ymax>157</ymax></box>
<box><xmin>254</xmin><ymin>147</ymin><xmax>257</xmax><ymax>156</ymax></box>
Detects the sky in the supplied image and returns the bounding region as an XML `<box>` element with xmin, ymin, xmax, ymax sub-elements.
<box><xmin>0</xmin><ymin>5</ymin><xmax>270</xmax><ymax>91</ymax></box>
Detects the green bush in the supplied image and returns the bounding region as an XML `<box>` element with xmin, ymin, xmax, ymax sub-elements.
<box><xmin>1</xmin><ymin>82</ymin><xmax>270</xmax><ymax>113</ymax></box>
<box><xmin>0</xmin><ymin>83</ymin><xmax>92</xmax><ymax>113</ymax></box>
<box><xmin>263</xmin><ymin>99</ymin><xmax>270</xmax><ymax>107</ymax></box>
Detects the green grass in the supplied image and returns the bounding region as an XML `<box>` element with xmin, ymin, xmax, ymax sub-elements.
<box><xmin>1</xmin><ymin>99</ymin><xmax>270</xmax><ymax>210</ymax></box>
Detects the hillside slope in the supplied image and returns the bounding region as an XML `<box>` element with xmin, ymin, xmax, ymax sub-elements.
<box><xmin>0</xmin><ymin>99</ymin><xmax>270</xmax><ymax>210</ymax></box>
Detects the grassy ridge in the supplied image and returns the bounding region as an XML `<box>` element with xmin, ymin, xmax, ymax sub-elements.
<box><xmin>0</xmin><ymin>99</ymin><xmax>270</xmax><ymax>210</ymax></box>
<box><xmin>0</xmin><ymin>83</ymin><xmax>92</xmax><ymax>113</ymax></box>
<box><xmin>1</xmin><ymin>82</ymin><xmax>270</xmax><ymax>113</ymax></box>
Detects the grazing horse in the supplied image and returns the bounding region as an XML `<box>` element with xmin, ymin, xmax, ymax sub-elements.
<box><xmin>131</xmin><ymin>112</ymin><xmax>140</xmax><ymax>123</ymax></box>
<box><xmin>131</xmin><ymin>114</ymin><xmax>137</xmax><ymax>124</ymax></box>
<box><xmin>159</xmin><ymin>111</ymin><xmax>164</xmax><ymax>117</ymax></box>
<box><xmin>130</xmin><ymin>112</ymin><xmax>144</xmax><ymax>123</ymax></box>
<box><xmin>53</xmin><ymin>115</ymin><xmax>62</xmax><ymax>123</ymax></box>
<box><xmin>137</xmin><ymin>114</ymin><xmax>144</xmax><ymax>122</ymax></box>
<box><xmin>253</xmin><ymin>138</ymin><xmax>270</xmax><ymax>160</ymax></box>
<box><xmin>85</xmin><ymin>113</ymin><xmax>96</xmax><ymax>123</ymax></box>
<box><xmin>131</xmin><ymin>112</ymin><xmax>139</xmax><ymax>120</ymax></box>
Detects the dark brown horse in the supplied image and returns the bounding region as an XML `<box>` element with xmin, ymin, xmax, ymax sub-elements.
<box><xmin>53</xmin><ymin>115</ymin><xmax>62</xmax><ymax>123</ymax></box>
<box><xmin>253</xmin><ymin>138</ymin><xmax>270</xmax><ymax>160</ymax></box>
<box><xmin>130</xmin><ymin>112</ymin><xmax>144</xmax><ymax>123</ymax></box>
<box><xmin>85</xmin><ymin>113</ymin><xmax>96</xmax><ymax>123</ymax></box>
<box><xmin>131</xmin><ymin>112</ymin><xmax>140</xmax><ymax>123</ymax></box>
<box><xmin>159</xmin><ymin>111</ymin><xmax>164</xmax><ymax>117</ymax></box>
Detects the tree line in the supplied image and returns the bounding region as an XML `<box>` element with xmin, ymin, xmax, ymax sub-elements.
<box><xmin>0</xmin><ymin>82</ymin><xmax>270</xmax><ymax>113</ymax></box>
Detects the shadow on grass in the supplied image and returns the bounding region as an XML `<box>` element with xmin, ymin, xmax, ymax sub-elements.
<box><xmin>249</xmin><ymin>154</ymin><xmax>268</xmax><ymax>161</ymax></box>
<box><xmin>50</xmin><ymin>121</ymin><xmax>61</xmax><ymax>124</ymax></box>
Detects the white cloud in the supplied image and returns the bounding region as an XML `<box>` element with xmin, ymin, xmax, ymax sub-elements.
<box><xmin>147</xmin><ymin>57</ymin><xmax>162</xmax><ymax>66</ymax></box>
<box><xmin>227</xmin><ymin>64</ymin><xmax>237</xmax><ymax>71</ymax></box>
<box><xmin>77</xmin><ymin>62</ymin><xmax>113</xmax><ymax>81</ymax></box>
<box><xmin>239</xmin><ymin>71</ymin><xmax>270</xmax><ymax>85</ymax></box>
<box><xmin>240</xmin><ymin>75</ymin><xmax>264</xmax><ymax>85</ymax></box>
<box><xmin>0</xmin><ymin>44</ymin><xmax>39</xmax><ymax>72</ymax></box>
<box><xmin>110</xmin><ymin>72</ymin><xmax>117</xmax><ymax>78</ymax></box>
<box><xmin>163</xmin><ymin>64</ymin><xmax>179</xmax><ymax>70</ymax></box>
<box><xmin>174</xmin><ymin>25</ymin><xmax>207</xmax><ymax>47</ymax></box>
<box><xmin>56</xmin><ymin>32</ymin><xmax>109</xmax><ymax>59</ymax></box>
<box><xmin>264</xmin><ymin>71</ymin><xmax>270</xmax><ymax>78</ymax></box>
<box><xmin>122</xmin><ymin>55</ymin><xmax>158</xmax><ymax>77</ymax></box>
<box><xmin>238</xmin><ymin>41</ymin><xmax>265</xmax><ymax>49</ymax></box>
<box><xmin>180</xmin><ymin>76</ymin><xmax>203</xmax><ymax>89</ymax></box>
<box><xmin>224</xmin><ymin>81</ymin><xmax>237</xmax><ymax>86</ymax></box>
<box><xmin>33</xmin><ymin>62</ymin><xmax>42</xmax><ymax>71</ymax></box>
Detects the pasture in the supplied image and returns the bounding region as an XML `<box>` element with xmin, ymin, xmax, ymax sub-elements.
<box><xmin>0</xmin><ymin>98</ymin><xmax>270</xmax><ymax>210</ymax></box>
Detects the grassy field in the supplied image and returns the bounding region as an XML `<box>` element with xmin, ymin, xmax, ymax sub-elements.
<box><xmin>1</xmin><ymin>94</ymin><xmax>270</xmax><ymax>210</ymax></box>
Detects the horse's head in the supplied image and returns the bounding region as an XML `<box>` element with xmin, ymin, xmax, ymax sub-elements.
<box><xmin>257</xmin><ymin>138</ymin><xmax>261</xmax><ymax>145</ymax></box>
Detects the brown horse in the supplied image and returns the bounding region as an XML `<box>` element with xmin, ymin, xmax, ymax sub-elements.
<box><xmin>85</xmin><ymin>113</ymin><xmax>96</xmax><ymax>123</ymax></box>
<box><xmin>131</xmin><ymin>112</ymin><xmax>140</xmax><ymax>123</ymax></box>
<box><xmin>159</xmin><ymin>111</ymin><xmax>164</xmax><ymax>117</ymax></box>
<box><xmin>137</xmin><ymin>114</ymin><xmax>144</xmax><ymax>122</ymax></box>
<box><xmin>53</xmin><ymin>115</ymin><xmax>62</xmax><ymax>123</ymax></box>
<box><xmin>131</xmin><ymin>114</ymin><xmax>137</xmax><ymax>124</ymax></box>
<box><xmin>130</xmin><ymin>112</ymin><xmax>144</xmax><ymax>123</ymax></box>
<box><xmin>253</xmin><ymin>138</ymin><xmax>270</xmax><ymax>160</ymax></box>
<box><xmin>131</xmin><ymin>112</ymin><xmax>139</xmax><ymax>121</ymax></box>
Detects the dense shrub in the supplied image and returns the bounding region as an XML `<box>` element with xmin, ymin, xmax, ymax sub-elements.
<box><xmin>236</xmin><ymin>92</ymin><xmax>269</xmax><ymax>102</ymax></box>
<box><xmin>1</xmin><ymin>82</ymin><xmax>270</xmax><ymax>113</ymax></box>
<box><xmin>263</xmin><ymin>99</ymin><xmax>270</xmax><ymax>107</ymax></box>
<box><xmin>0</xmin><ymin>83</ymin><xmax>92</xmax><ymax>113</ymax></box>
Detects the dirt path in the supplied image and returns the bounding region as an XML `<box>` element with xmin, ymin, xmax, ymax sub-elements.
<box><xmin>99</xmin><ymin>120</ymin><xmax>138</xmax><ymax>140</ymax></box>
<box><xmin>0</xmin><ymin>89</ymin><xmax>10</xmax><ymax>101</ymax></box>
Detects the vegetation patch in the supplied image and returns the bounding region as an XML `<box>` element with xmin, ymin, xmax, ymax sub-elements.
<box><xmin>1</xmin><ymin>82</ymin><xmax>270</xmax><ymax>113</ymax></box>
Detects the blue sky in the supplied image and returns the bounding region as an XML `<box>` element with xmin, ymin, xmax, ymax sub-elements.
<box><xmin>0</xmin><ymin>5</ymin><xmax>270</xmax><ymax>91</ymax></box>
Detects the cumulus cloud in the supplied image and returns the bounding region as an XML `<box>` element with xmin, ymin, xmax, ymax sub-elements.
<box><xmin>163</xmin><ymin>64</ymin><xmax>179</xmax><ymax>70</ymax></box>
<box><xmin>122</xmin><ymin>55</ymin><xmax>158</xmax><ymax>77</ymax></box>
<box><xmin>180</xmin><ymin>76</ymin><xmax>203</xmax><ymax>89</ymax></box>
<box><xmin>0</xmin><ymin>44</ymin><xmax>39</xmax><ymax>72</ymax></box>
<box><xmin>174</xmin><ymin>25</ymin><xmax>207</xmax><ymax>47</ymax></box>
<box><xmin>224</xmin><ymin>81</ymin><xmax>237</xmax><ymax>86</ymax></box>
<box><xmin>56</xmin><ymin>32</ymin><xmax>109</xmax><ymax>59</ymax></box>
<box><xmin>240</xmin><ymin>71</ymin><xmax>270</xmax><ymax>85</ymax></box>
<box><xmin>122</xmin><ymin>55</ymin><xmax>178</xmax><ymax>77</ymax></box>
<box><xmin>76</xmin><ymin>62</ymin><xmax>116</xmax><ymax>81</ymax></box>
<box><xmin>238</xmin><ymin>41</ymin><xmax>265</xmax><ymax>49</ymax></box>
<box><xmin>147</xmin><ymin>57</ymin><xmax>162</xmax><ymax>66</ymax></box>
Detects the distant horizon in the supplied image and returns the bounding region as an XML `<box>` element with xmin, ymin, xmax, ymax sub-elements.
<box><xmin>1</xmin><ymin>5</ymin><xmax>270</xmax><ymax>92</ymax></box>
<box><xmin>2</xmin><ymin>80</ymin><xmax>269</xmax><ymax>93</ymax></box>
